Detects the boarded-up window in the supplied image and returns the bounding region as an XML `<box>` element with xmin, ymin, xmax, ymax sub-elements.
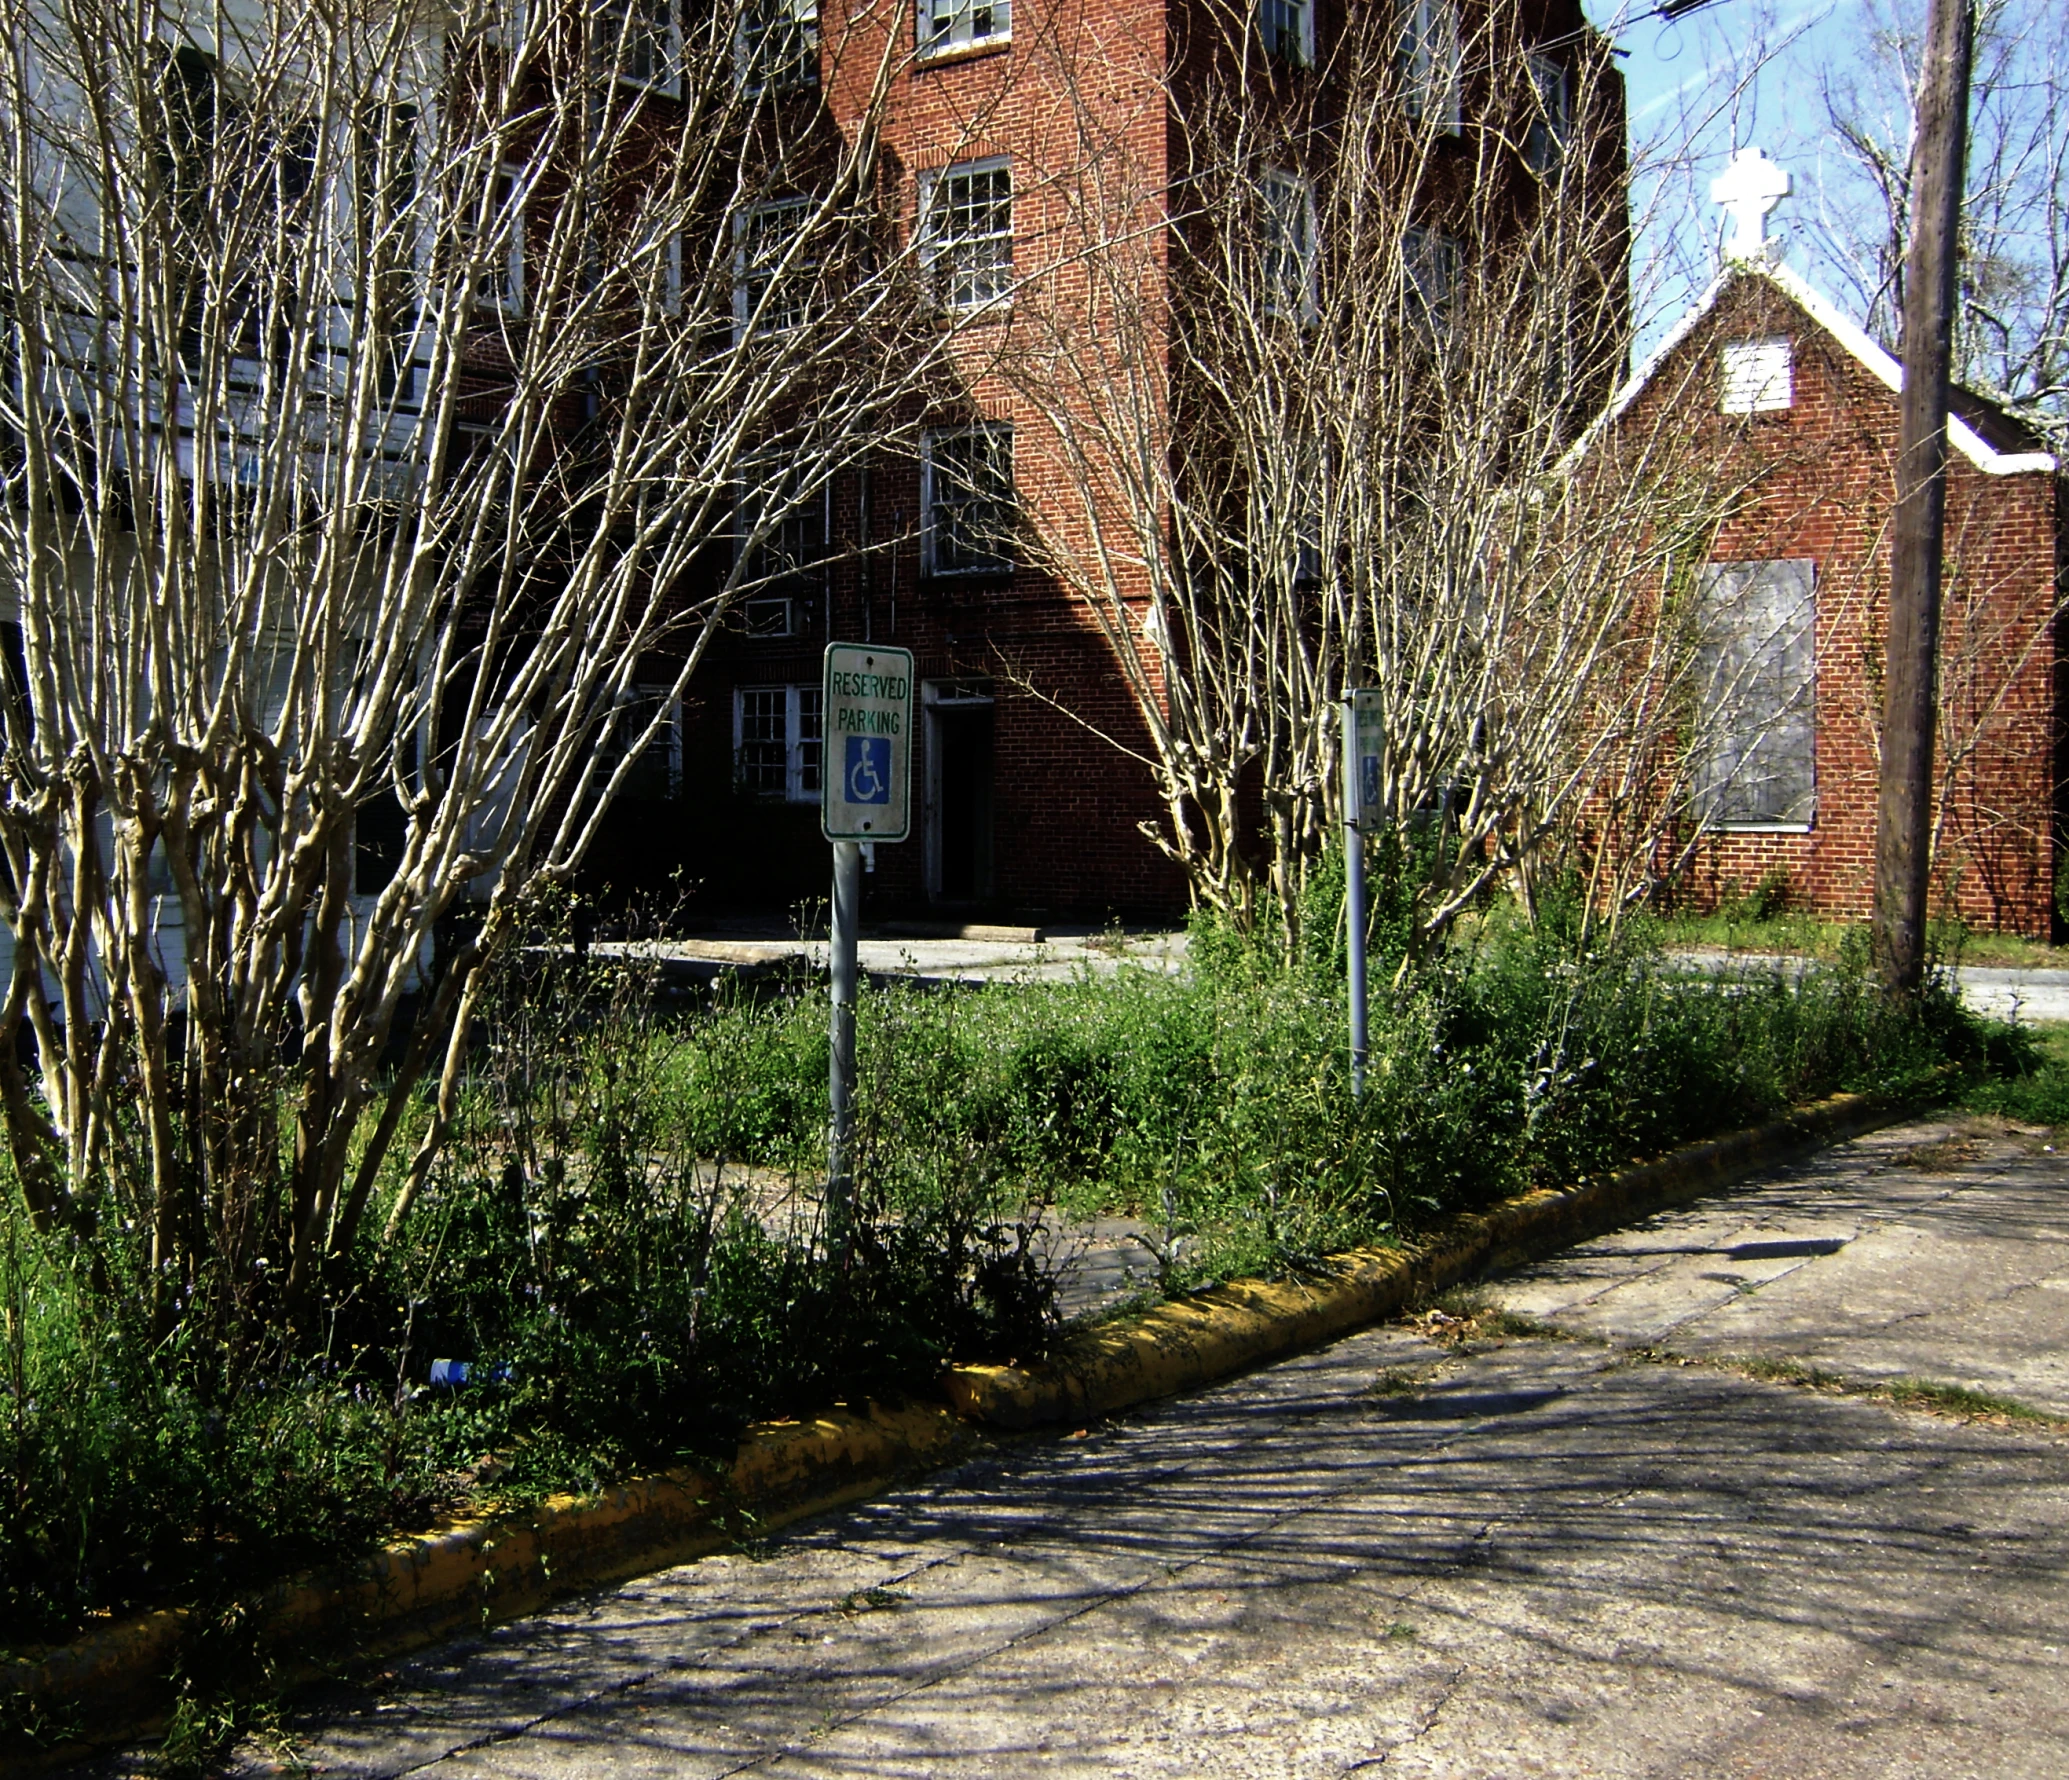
<box><xmin>1694</xmin><ymin>559</ymin><xmax>1816</xmax><ymax>826</ymax></box>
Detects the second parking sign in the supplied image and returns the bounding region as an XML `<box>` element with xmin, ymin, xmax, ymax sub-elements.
<box><xmin>821</xmin><ymin>643</ymin><xmax>914</xmax><ymax>842</ymax></box>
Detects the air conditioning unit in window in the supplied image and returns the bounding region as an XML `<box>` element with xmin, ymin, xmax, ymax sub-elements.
<box><xmin>743</xmin><ymin>596</ymin><xmax>799</xmax><ymax>638</ymax></box>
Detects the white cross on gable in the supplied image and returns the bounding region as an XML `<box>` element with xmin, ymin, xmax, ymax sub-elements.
<box><xmin>1710</xmin><ymin>147</ymin><xmax>1791</xmax><ymax>261</ymax></box>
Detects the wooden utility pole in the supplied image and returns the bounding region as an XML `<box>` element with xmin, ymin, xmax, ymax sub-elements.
<box><xmin>1872</xmin><ymin>0</ymin><xmax>1974</xmax><ymax>994</ymax></box>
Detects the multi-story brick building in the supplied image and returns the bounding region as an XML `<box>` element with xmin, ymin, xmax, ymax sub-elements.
<box><xmin>1587</xmin><ymin>155</ymin><xmax>2063</xmax><ymax>936</ymax></box>
<box><xmin>582</xmin><ymin>0</ymin><xmax>1619</xmax><ymax>923</ymax></box>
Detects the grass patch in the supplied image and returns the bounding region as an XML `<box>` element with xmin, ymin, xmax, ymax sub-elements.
<box><xmin>1882</xmin><ymin>1376</ymin><xmax>2056</xmax><ymax>1425</ymax></box>
<box><xmin>1961</xmin><ymin>1022</ymin><xmax>2069</xmax><ymax>1126</ymax></box>
<box><xmin>1637</xmin><ymin>1349</ymin><xmax>2068</xmax><ymax>1433</ymax></box>
<box><xmin>1649</xmin><ymin>906</ymin><xmax>2069</xmax><ymax>973</ymax></box>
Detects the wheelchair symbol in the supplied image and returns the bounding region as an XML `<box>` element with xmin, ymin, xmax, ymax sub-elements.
<box><xmin>845</xmin><ymin>735</ymin><xmax>891</xmax><ymax>805</ymax></box>
<box><xmin>1361</xmin><ymin>755</ymin><xmax>1381</xmax><ymax>810</ymax></box>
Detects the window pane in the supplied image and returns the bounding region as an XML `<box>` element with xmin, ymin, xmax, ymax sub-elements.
<box><xmin>1259</xmin><ymin>0</ymin><xmax>1309</xmax><ymax>65</ymax></box>
<box><xmin>1400</xmin><ymin>0</ymin><xmax>1461</xmax><ymax>127</ymax></box>
<box><xmin>738</xmin><ymin>199</ymin><xmax>815</xmax><ymax>335</ymax></box>
<box><xmin>928</xmin><ymin>163</ymin><xmax>1012</xmax><ymax>310</ymax></box>
<box><xmin>1721</xmin><ymin>338</ymin><xmax>1793</xmax><ymax>413</ymax></box>
<box><xmin>600</xmin><ymin>0</ymin><xmax>676</xmax><ymax>85</ymax></box>
<box><xmin>736</xmin><ymin>457</ymin><xmax>828</xmax><ymax>588</ymax></box>
<box><xmin>922</xmin><ymin>0</ymin><xmax>1009</xmax><ymax>52</ymax></box>
<box><xmin>740</xmin><ymin>0</ymin><xmax>820</xmax><ymax>90</ymax></box>
<box><xmin>1525</xmin><ymin>53</ymin><xmax>1570</xmax><ymax>172</ymax></box>
<box><xmin>738</xmin><ymin>687</ymin><xmax>789</xmax><ymax>793</ymax></box>
<box><xmin>619</xmin><ymin>688</ymin><xmax>679</xmax><ymax>800</ymax></box>
<box><xmin>796</xmin><ymin>687</ymin><xmax>823</xmax><ymax>796</ymax></box>
<box><xmin>1261</xmin><ymin>172</ymin><xmax>1315</xmax><ymax>318</ymax></box>
<box><xmin>1404</xmin><ymin>225</ymin><xmax>1458</xmax><ymax>329</ymax></box>
<box><xmin>929</xmin><ymin>426</ymin><xmax>1015</xmax><ymax>574</ymax></box>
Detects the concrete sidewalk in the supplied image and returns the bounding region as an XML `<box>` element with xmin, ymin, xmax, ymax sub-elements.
<box><xmin>623</xmin><ymin>926</ymin><xmax>2069</xmax><ymax>1022</ymax></box>
<box><xmin>89</xmin><ymin>1113</ymin><xmax>2069</xmax><ymax>1778</ymax></box>
<box><xmin>1671</xmin><ymin>948</ymin><xmax>2069</xmax><ymax>1023</ymax></box>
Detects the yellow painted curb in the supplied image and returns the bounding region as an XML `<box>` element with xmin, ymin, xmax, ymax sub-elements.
<box><xmin>2</xmin><ymin>1400</ymin><xmax>970</xmax><ymax>1749</ymax></box>
<box><xmin>945</xmin><ymin>1086</ymin><xmax>1915</xmax><ymax>1429</ymax></box>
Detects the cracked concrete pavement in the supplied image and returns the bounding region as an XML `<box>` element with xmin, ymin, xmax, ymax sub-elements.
<box><xmin>88</xmin><ymin>1112</ymin><xmax>2069</xmax><ymax>1778</ymax></box>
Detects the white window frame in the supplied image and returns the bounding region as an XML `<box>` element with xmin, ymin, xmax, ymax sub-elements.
<box><xmin>1524</xmin><ymin>52</ymin><xmax>1570</xmax><ymax>173</ymax></box>
<box><xmin>742</xmin><ymin>595</ymin><xmax>802</xmax><ymax>638</ymax></box>
<box><xmin>734</xmin><ymin>684</ymin><xmax>824</xmax><ymax>803</ymax></box>
<box><xmin>597</xmin><ymin>0</ymin><xmax>682</xmax><ymax>95</ymax></box>
<box><xmin>733</xmin><ymin>196</ymin><xmax>817</xmax><ymax>337</ymax></box>
<box><xmin>1260</xmin><ymin>169</ymin><xmax>1319</xmax><ymax>322</ymax></box>
<box><xmin>1693</xmin><ymin>559</ymin><xmax>1817</xmax><ymax>830</ymax></box>
<box><xmin>1721</xmin><ymin>337</ymin><xmax>1793</xmax><ymax>413</ymax></box>
<box><xmin>918</xmin><ymin>0</ymin><xmax>1010</xmax><ymax>57</ymax></box>
<box><xmin>1399</xmin><ymin>0</ymin><xmax>1462</xmax><ymax>132</ymax></box>
<box><xmin>923</xmin><ymin>423</ymin><xmax>1016</xmax><ymax>578</ymax></box>
<box><xmin>919</xmin><ymin>157</ymin><xmax>1013</xmax><ymax>314</ymax></box>
<box><xmin>1258</xmin><ymin>0</ymin><xmax>1314</xmax><ymax>67</ymax></box>
<box><xmin>457</xmin><ymin>161</ymin><xmax>526</xmax><ymax>317</ymax></box>
<box><xmin>737</xmin><ymin>0</ymin><xmax>821</xmax><ymax>89</ymax></box>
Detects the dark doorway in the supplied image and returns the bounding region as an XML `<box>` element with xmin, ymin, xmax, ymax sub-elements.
<box><xmin>929</xmin><ymin>696</ymin><xmax>994</xmax><ymax>904</ymax></box>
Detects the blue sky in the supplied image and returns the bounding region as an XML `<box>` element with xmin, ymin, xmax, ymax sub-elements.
<box><xmin>1585</xmin><ymin>0</ymin><xmax>1871</xmax><ymax>352</ymax></box>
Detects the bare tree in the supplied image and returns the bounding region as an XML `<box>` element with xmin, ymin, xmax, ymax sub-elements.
<box><xmin>1813</xmin><ymin>0</ymin><xmax>2068</xmax><ymax>447</ymax></box>
<box><xmin>1004</xmin><ymin>0</ymin><xmax>1750</xmax><ymax>948</ymax></box>
<box><xmin>0</xmin><ymin>0</ymin><xmax>957</xmax><ymax>1332</ymax></box>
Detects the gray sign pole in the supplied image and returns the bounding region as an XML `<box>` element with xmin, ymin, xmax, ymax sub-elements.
<box><xmin>820</xmin><ymin>643</ymin><xmax>914</xmax><ymax>1260</ymax></box>
<box><xmin>827</xmin><ymin>838</ymin><xmax>861</xmax><ymax>1254</ymax></box>
<box><xmin>1343</xmin><ymin>694</ymin><xmax>1369</xmax><ymax>1099</ymax></box>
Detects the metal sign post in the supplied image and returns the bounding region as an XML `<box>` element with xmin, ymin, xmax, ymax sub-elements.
<box><xmin>1343</xmin><ymin>691</ymin><xmax>1382</xmax><ymax>1099</ymax></box>
<box><xmin>821</xmin><ymin>643</ymin><xmax>914</xmax><ymax>1253</ymax></box>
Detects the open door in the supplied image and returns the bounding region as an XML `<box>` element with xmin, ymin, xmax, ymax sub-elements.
<box><xmin>924</xmin><ymin>681</ymin><xmax>994</xmax><ymax>905</ymax></box>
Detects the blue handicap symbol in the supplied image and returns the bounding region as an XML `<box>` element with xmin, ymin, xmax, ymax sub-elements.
<box><xmin>1361</xmin><ymin>755</ymin><xmax>1381</xmax><ymax>810</ymax></box>
<box><xmin>845</xmin><ymin>734</ymin><xmax>891</xmax><ymax>805</ymax></box>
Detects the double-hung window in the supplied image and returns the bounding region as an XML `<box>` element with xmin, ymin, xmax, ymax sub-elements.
<box><xmin>1693</xmin><ymin>560</ymin><xmax>1817</xmax><ymax>827</ymax></box>
<box><xmin>920</xmin><ymin>0</ymin><xmax>1010</xmax><ymax>56</ymax></box>
<box><xmin>1259</xmin><ymin>0</ymin><xmax>1313</xmax><ymax>67</ymax></box>
<box><xmin>738</xmin><ymin>0</ymin><xmax>820</xmax><ymax>88</ymax></box>
<box><xmin>735</xmin><ymin>686</ymin><xmax>824</xmax><ymax>801</ymax></box>
<box><xmin>357</xmin><ymin>103</ymin><xmax>424</xmax><ymax>407</ymax></box>
<box><xmin>456</xmin><ymin>162</ymin><xmax>525</xmax><ymax>316</ymax></box>
<box><xmin>1403</xmin><ymin>224</ymin><xmax>1459</xmax><ymax>331</ymax></box>
<box><xmin>920</xmin><ymin>159</ymin><xmax>1012</xmax><ymax>312</ymax></box>
<box><xmin>614</xmin><ymin>687</ymin><xmax>683</xmax><ymax>801</ymax></box>
<box><xmin>1398</xmin><ymin>0</ymin><xmax>1462</xmax><ymax>130</ymax></box>
<box><xmin>735</xmin><ymin>197</ymin><xmax>817</xmax><ymax>336</ymax></box>
<box><xmin>1260</xmin><ymin>170</ymin><xmax>1318</xmax><ymax>321</ymax></box>
<box><xmin>597</xmin><ymin>0</ymin><xmax>681</xmax><ymax>93</ymax></box>
<box><xmin>735</xmin><ymin>458</ymin><xmax>831</xmax><ymax>591</ymax></box>
<box><xmin>923</xmin><ymin>424</ymin><xmax>1015</xmax><ymax>576</ymax></box>
<box><xmin>1524</xmin><ymin>53</ymin><xmax>1570</xmax><ymax>173</ymax></box>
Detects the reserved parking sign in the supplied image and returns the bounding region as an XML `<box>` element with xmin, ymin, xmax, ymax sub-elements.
<box><xmin>821</xmin><ymin>643</ymin><xmax>914</xmax><ymax>842</ymax></box>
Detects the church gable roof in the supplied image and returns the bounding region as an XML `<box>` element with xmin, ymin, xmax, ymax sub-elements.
<box><xmin>1572</xmin><ymin>258</ymin><xmax>2057</xmax><ymax>479</ymax></box>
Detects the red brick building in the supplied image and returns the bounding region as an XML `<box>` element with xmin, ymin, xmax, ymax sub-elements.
<box><xmin>1592</xmin><ymin>227</ymin><xmax>2063</xmax><ymax>935</ymax></box>
<box><xmin>582</xmin><ymin>0</ymin><xmax>1614</xmax><ymax>923</ymax></box>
